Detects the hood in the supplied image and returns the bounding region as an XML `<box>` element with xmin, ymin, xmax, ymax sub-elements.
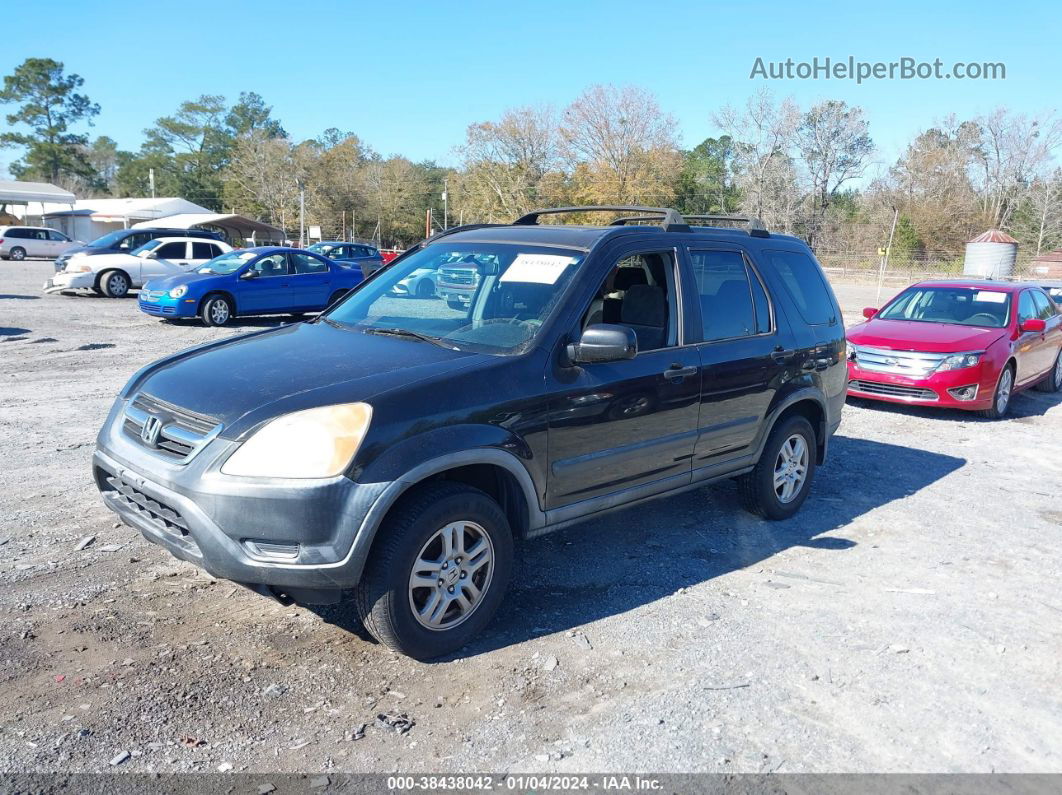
<box><xmin>847</xmin><ymin>318</ymin><xmax>1006</xmax><ymax>352</ymax></box>
<box><xmin>131</xmin><ymin>321</ymin><xmax>487</xmax><ymax>437</ymax></box>
<box><xmin>143</xmin><ymin>270</ymin><xmax>224</xmax><ymax>291</ymax></box>
<box><xmin>61</xmin><ymin>245</ymin><xmax>111</xmax><ymax>258</ymax></box>
<box><xmin>82</xmin><ymin>252</ymin><xmax>140</xmax><ymax>270</ymax></box>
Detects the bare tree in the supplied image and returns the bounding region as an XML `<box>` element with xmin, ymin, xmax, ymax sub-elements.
<box><xmin>797</xmin><ymin>100</ymin><xmax>874</xmax><ymax>246</ymax></box>
<box><xmin>560</xmin><ymin>84</ymin><xmax>682</xmax><ymax>205</ymax></box>
<box><xmin>714</xmin><ymin>89</ymin><xmax>801</xmax><ymax>228</ymax></box>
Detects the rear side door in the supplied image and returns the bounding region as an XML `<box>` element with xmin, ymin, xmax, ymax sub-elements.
<box><xmin>686</xmin><ymin>247</ymin><xmax>788</xmax><ymax>475</ymax></box>
<box><xmin>190</xmin><ymin>241</ymin><xmax>223</xmax><ymax>268</ymax></box>
<box><xmin>546</xmin><ymin>241</ymin><xmax>701</xmax><ymax>510</ymax></box>
<box><xmin>238</xmin><ymin>253</ymin><xmax>293</xmax><ymax>312</ymax></box>
<box><xmin>288</xmin><ymin>251</ymin><xmax>333</xmax><ymax>309</ymax></box>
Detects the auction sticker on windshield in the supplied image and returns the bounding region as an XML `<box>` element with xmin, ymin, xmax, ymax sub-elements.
<box><xmin>500</xmin><ymin>254</ymin><xmax>576</xmax><ymax>284</ymax></box>
<box><xmin>974</xmin><ymin>290</ymin><xmax>1007</xmax><ymax>303</ymax></box>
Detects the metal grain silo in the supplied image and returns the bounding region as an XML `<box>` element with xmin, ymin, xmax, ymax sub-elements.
<box><xmin>964</xmin><ymin>230</ymin><xmax>1018</xmax><ymax>278</ymax></box>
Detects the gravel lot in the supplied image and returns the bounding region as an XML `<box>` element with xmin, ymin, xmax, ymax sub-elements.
<box><xmin>1</xmin><ymin>259</ymin><xmax>1060</xmax><ymax>775</ymax></box>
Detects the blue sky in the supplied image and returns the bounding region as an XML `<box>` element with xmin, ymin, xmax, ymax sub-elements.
<box><xmin>1</xmin><ymin>0</ymin><xmax>1058</xmax><ymax>178</ymax></box>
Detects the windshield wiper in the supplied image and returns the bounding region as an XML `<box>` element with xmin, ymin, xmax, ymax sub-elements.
<box><xmin>363</xmin><ymin>326</ymin><xmax>461</xmax><ymax>350</ymax></box>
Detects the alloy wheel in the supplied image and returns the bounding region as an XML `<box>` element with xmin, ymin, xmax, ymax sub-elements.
<box><xmin>210</xmin><ymin>300</ymin><xmax>230</xmax><ymax>325</ymax></box>
<box><xmin>773</xmin><ymin>433</ymin><xmax>809</xmax><ymax>504</ymax></box>
<box><xmin>996</xmin><ymin>368</ymin><xmax>1013</xmax><ymax>414</ymax></box>
<box><xmin>408</xmin><ymin>521</ymin><xmax>494</xmax><ymax>631</ymax></box>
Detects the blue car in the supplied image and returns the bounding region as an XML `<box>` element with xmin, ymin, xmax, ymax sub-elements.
<box><xmin>138</xmin><ymin>247</ymin><xmax>363</xmax><ymax>326</ymax></box>
<box><xmin>307</xmin><ymin>241</ymin><xmax>386</xmax><ymax>277</ymax></box>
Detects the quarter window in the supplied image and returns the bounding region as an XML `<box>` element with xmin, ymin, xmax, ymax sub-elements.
<box><xmin>765</xmin><ymin>249</ymin><xmax>836</xmax><ymax>325</ymax></box>
<box><xmin>689</xmin><ymin>250</ymin><xmax>771</xmax><ymax>341</ymax></box>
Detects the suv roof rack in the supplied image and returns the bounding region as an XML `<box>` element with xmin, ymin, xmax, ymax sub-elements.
<box><xmin>683</xmin><ymin>214</ymin><xmax>770</xmax><ymax>238</ymax></box>
<box><xmin>514</xmin><ymin>206</ymin><xmax>691</xmax><ymax>233</ymax></box>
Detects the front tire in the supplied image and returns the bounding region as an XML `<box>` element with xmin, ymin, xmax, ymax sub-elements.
<box><xmin>738</xmin><ymin>415</ymin><xmax>817</xmax><ymax>520</ymax></box>
<box><xmin>200</xmin><ymin>294</ymin><xmax>232</xmax><ymax>326</ymax></box>
<box><xmin>355</xmin><ymin>482</ymin><xmax>513</xmax><ymax>660</ymax></box>
<box><xmin>446</xmin><ymin>298</ymin><xmax>465</xmax><ymax>311</ymax></box>
<box><xmin>1034</xmin><ymin>349</ymin><xmax>1062</xmax><ymax>393</ymax></box>
<box><xmin>100</xmin><ymin>270</ymin><xmax>130</xmax><ymax>298</ymax></box>
<box><xmin>416</xmin><ymin>279</ymin><xmax>435</xmax><ymax>299</ymax></box>
<box><xmin>979</xmin><ymin>364</ymin><xmax>1014</xmax><ymax>419</ymax></box>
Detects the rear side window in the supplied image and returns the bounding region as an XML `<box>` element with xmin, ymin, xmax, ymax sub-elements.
<box><xmin>6</xmin><ymin>228</ymin><xmax>27</xmax><ymax>238</ymax></box>
<box><xmin>689</xmin><ymin>250</ymin><xmax>771</xmax><ymax>341</ymax></box>
<box><xmin>192</xmin><ymin>242</ymin><xmax>216</xmax><ymax>259</ymax></box>
<box><xmin>765</xmin><ymin>249</ymin><xmax>837</xmax><ymax>325</ymax></box>
<box><xmin>291</xmin><ymin>252</ymin><xmax>329</xmax><ymax>274</ymax></box>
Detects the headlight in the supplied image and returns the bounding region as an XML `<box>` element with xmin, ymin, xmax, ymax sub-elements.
<box><xmin>937</xmin><ymin>352</ymin><xmax>982</xmax><ymax>371</ymax></box>
<box><xmin>169</xmin><ymin>285</ymin><xmax>188</xmax><ymax>298</ymax></box>
<box><xmin>221</xmin><ymin>403</ymin><xmax>373</xmax><ymax>478</ymax></box>
<box><xmin>66</xmin><ymin>262</ymin><xmax>92</xmax><ymax>273</ymax></box>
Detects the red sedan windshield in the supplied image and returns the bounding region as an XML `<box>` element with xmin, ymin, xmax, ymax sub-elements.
<box><xmin>877</xmin><ymin>286</ymin><xmax>1012</xmax><ymax>329</ymax></box>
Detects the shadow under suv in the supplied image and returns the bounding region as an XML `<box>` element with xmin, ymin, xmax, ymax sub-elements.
<box><xmin>93</xmin><ymin>206</ymin><xmax>846</xmax><ymax>659</ymax></box>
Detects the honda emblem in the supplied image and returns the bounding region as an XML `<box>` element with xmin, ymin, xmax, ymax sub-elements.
<box><xmin>140</xmin><ymin>416</ymin><xmax>163</xmax><ymax>447</ymax></box>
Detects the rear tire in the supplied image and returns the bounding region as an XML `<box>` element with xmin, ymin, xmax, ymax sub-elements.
<box><xmin>200</xmin><ymin>294</ymin><xmax>232</xmax><ymax>326</ymax></box>
<box><xmin>979</xmin><ymin>364</ymin><xmax>1014</xmax><ymax>419</ymax></box>
<box><xmin>327</xmin><ymin>290</ymin><xmax>346</xmax><ymax>307</ymax></box>
<box><xmin>355</xmin><ymin>482</ymin><xmax>513</xmax><ymax>660</ymax></box>
<box><xmin>9</xmin><ymin>247</ymin><xmax>26</xmax><ymax>261</ymax></box>
<box><xmin>100</xmin><ymin>270</ymin><xmax>130</xmax><ymax>298</ymax></box>
<box><xmin>1034</xmin><ymin>349</ymin><xmax>1062</xmax><ymax>393</ymax></box>
<box><xmin>738</xmin><ymin>415</ymin><xmax>817</xmax><ymax>520</ymax></box>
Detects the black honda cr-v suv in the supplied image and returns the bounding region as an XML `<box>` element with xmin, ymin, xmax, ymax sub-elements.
<box><xmin>94</xmin><ymin>207</ymin><xmax>845</xmax><ymax>659</ymax></box>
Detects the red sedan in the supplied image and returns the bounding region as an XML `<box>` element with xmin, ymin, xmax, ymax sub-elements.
<box><xmin>847</xmin><ymin>280</ymin><xmax>1062</xmax><ymax>418</ymax></box>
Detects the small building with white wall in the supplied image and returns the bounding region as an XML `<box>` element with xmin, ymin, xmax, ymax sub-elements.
<box><xmin>40</xmin><ymin>197</ymin><xmax>211</xmax><ymax>243</ymax></box>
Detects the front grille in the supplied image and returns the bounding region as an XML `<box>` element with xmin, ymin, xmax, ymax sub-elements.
<box><xmin>849</xmin><ymin>380</ymin><xmax>938</xmax><ymax>401</ymax></box>
<box><xmin>849</xmin><ymin>345</ymin><xmax>948</xmax><ymax>377</ymax></box>
<box><xmin>141</xmin><ymin>290</ymin><xmax>167</xmax><ymax>300</ymax></box>
<box><xmin>102</xmin><ymin>471</ymin><xmax>188</xmax><ymax>537</ymax></box>
<box><xmin>122</xmin><ymin>393</ymin><xmax>222</xmax><ymax>461</ymax></box>
<box><xmin>438</xmin><ymin>268</ymin><xmax>476</xmax><ymax>286</ymax></box>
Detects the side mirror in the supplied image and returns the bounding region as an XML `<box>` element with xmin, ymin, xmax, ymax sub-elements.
<box><xmin>862</xmin><ymin>307</ymin><xmax>878</xmax><ymax>319</ymax></box>
<box><xmin>240</xmin><ymin>269</ymin><xmax>259</xmax><ymax>280</ymax></box>
<box><xmin>566</xmin><ymin>324</ymin><xmax>638</xmax><ymax>364</ymax></box>
<box><xmin>1020</xmin><ymin>317</ymin><xmax>1046</xmax><ymax>333</ymax></box>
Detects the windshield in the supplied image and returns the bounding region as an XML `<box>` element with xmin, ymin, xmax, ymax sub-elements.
<box><xmin>308</xmin><ymin>243</ymin><xmax>339</xmax><ymax>256</ymax></box>
<box><xmin>324</xmin><ymin>242</ymin><xmax>585</xmax><ymax>354</ymax></box>
<box><xmin>200</xmin><ymin>250</ymin><xmax>259</xmax><ymax>275</ymax></box>
<box><xmin>86</xmin><ymin>229</ymin><xmax>132</xmax><ymax>249</ymax></box>
<box><xmin>131</xmin><ymin>239</ymin><xmax>163</xmax><ymax>255</ymax></box>
<box><xmin>878</xmin><ymin>286</ymin><xmax>1012</xmax><ymax>328</ymax></box>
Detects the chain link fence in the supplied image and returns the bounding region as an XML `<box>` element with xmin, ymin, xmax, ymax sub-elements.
<box><xmin>815</xmin><ymin>250</ymin><xmax>1048</xmax><ymax>285</ymax></box>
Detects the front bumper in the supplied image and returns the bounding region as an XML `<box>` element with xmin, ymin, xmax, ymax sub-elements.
<box><xmin>44</xmin><ymin>270</ymin><xmax>95</xmax><ymax>293</ymax></box>
<box><xmin>94</xmin><ymin>398</ymin><xmax>389</xmax><ymax>594</ymax></box>
<box><xmin>846</xmin><ymin>361</ymin><xmax>995</xmax><ymax>410</ymax></box>
<box><xmin>138</xmin><ymin>291</ymin><xmax>199</xmax><ymax>318</ymax></box>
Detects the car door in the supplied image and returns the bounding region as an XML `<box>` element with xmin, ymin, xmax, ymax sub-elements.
<box><xmin>139</xmin><ymin>241</ymin><xmax>191</xmax><ymax>284</ymax></box>
<box><xmin>1031</xmin><ymin>289</ymin><xmax>1062</xmax><ymax>375</ymax></box>
<box><xmin>545</xmin><ymin>242</ymin><xmax>701</xmax><ymax>510</ymax></box>
<box><xmin>48</xmin><ymin>229</ymin><xmax>71</xmax><ymax>256</ymax></box>
<box><xmin>29</xmin><ymin>229</ymin><xmax>51</xmax><ymax>258</ymax></box>
<box><xmin>238</xmin><ymin>253</ymin><xmax>293</xmax><ymax>312</ymax></box>
<box><xmin>191</xmin><ymin>241</ymin><xmax>223</xmax><ymax>268</ymax></box>
<box><xmin>288</xmin><ymin>251</ymin><xmax>333</xmax><ymax>309</ymax></box>
<box><xmin>1015</xmin><ymin>289</ymin><xmax>1049</xmax><ymax>384</ymax></box>
<box><xmin>686</xmin><ymin>247</ymin><xmax>788</xmax><ymax>476</ymax></box>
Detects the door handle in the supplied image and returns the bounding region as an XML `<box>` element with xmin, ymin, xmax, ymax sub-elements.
<box><xmin>771</xmin><ymin>349</ymin><xmax>796</xmax><ymax>362</ymax></box>
<box><xmin>664</xmin><ymin>364</ymin><xmax>698</xmax><ymax>381</ymax></box>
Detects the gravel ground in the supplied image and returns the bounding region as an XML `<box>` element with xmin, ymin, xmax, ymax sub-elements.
<box><xmin>1</xmin><ymin>260</ymin><xmax>1060</xmax><ymax>774</ymax></box>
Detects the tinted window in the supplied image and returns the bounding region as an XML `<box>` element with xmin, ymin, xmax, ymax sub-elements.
<box><xmin>690</xmin><ymin>250</ymin><xmax>767</xmax><ymax>340</ymax></box>
<box><xmin>291</xmin><ymin>252</ymin><xmax>329</xmax><ymax>274</ymax></box>
<box><xmin>6</xmin><ymin>228</ymin><xmax>28</xmax><ymax>238</ymax></box>
<box><xmin>155</xmin><ymin>242</ymin><xmax>187</xmax><ymax>259</ymax></box>
<box><xmin>192</xmin><ymin>242</ymin><xmax>216</xmax><ymax>259</ymax></box>
<box><xmin>765</xmin><ymin>249</ymin><xmax>836</xmax><ymax>325</ymax></box>
<box><xmin>1031</xmin><ymin>290</ymin><xmax>1056</xmax><ymax>320</ymax></box>
<box><xmin>126</xmin><ymin>233</ymin><xmax>154</xmax><ymax>249</ymax></box>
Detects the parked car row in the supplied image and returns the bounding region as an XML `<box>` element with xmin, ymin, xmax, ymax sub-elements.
<box><xmin>35</xmin><ymin>227</ymin><xmax>386</xmax><ymax>325</ymax></box>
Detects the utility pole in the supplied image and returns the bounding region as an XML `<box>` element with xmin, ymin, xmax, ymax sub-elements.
<box><xmin>148</xmin><ymin>168</ymin><xmax>155</xmax><ymax>199</ymax></box>
<box><xmin>296</xmin><ymin>178</ymin><xmax>305</xmax><ymax>247</ymax></box>
<box><xmin>877</xmin><ymin>207</ymin><xmax>899</xmax><ymax>301</ymax></box>
<box><xmin>442</xmin><ymin>178</ymin><xmax>448</xmax><ymax>230</ymax></box>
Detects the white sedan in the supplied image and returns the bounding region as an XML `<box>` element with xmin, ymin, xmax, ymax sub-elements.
<box><xmin>44</xmin><ymin>237</ymin><xmax>233</xmax><ymax>297</ymax></box>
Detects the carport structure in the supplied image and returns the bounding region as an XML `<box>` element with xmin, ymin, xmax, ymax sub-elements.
<box><xmin>133</xmin><ymin>213</ymin><xmax>286</xmax><ymax>246</ymax></box>
<box><xmin>0</xmin><ymin>180</ymin><xmax>75</xmax><ymax>224</ymax></box>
